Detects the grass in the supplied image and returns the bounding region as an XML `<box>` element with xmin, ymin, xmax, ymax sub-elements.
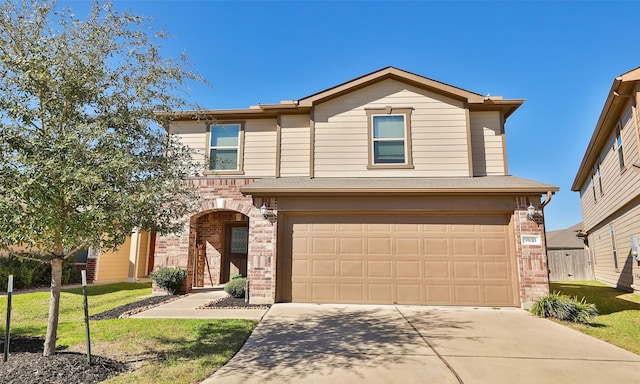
<box><xmin>0</xmin><ymin>282</ymin><xmax>255</xmax><ymax>384</ymax></box>
<box><xmin>550</xmin><ymin>281</ymin><xmax>640</xmax><ymax>354</ymax></box>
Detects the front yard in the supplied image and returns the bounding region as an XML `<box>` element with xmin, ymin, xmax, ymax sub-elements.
<box><xmin>550</xmin><ymin>281</ymin><xmax>640</xmax><ymax>354</ymax></box>
<box><xmin>0</xmin><ymin>283</ymin><xmax>254</xmax><ymax>383</ymax></box>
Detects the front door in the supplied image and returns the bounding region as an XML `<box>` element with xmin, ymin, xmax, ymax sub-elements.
<box><xmin>224</xmin><ymin>224</ymin><xmax>249</xmax><ymax>282</ymax></box>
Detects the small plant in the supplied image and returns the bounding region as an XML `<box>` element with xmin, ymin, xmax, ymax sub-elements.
<box><xmin>225</xmin><ymin>277</ymin><xmax>247</xmax><ymax>298</ymax></box>
<box><xmin>531</xmin><ymin>291</ymin><xmax>598</xmax><ymax>324</ymax></box>
<box><xmin>231</xmin><ymin>273</ymin><xmax>243</xmax><ymax>280</ymax></box>
<box><xmin>150</xmin><ymin>266</ymin><xmax>187</xmax><ymax>295</ymax></box>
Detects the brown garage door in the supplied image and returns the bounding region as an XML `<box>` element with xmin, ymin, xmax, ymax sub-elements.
<box><xmin>281</xmin><ymin>214</ymin><xmax>518</xmax><ymax>306</ymax></box>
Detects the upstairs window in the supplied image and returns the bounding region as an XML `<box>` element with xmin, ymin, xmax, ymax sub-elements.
<box><xmin>366</xmin><ymin>108</ymin><xmax>413</xmax><ymax>169</ymax></box>
<box><xmin>615</xmin><ymin>122</ymin><xmax>625</xmax><ymax>170</ymax></box>
<box><xmin>208</xmin><ymin>123</ymin><xmax>243</xmax><ymax>172</ymax></box>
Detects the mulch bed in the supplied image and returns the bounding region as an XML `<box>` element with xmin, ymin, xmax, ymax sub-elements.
<box><xmin>0</xmin><ymin>336</ymin><xmax>126</xmax><ymax>384</ymax></box>
<box><xmin>0</xmin><ymin>292</ymin><xmax>270</xmax><ymax>383</ymax></box>
<box><xmin>197</xmin><ymin>295</ymin><xmax>271</xmax><ymax>310</ymax></box>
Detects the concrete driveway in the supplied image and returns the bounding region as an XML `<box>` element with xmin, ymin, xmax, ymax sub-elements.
<box><xmin>202</xmin><ymin>304</ymin><xmax>640</xmax><ymax>384</ymax></box>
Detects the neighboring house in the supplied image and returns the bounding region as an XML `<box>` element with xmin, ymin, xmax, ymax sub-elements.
<box><xmin>546</xmin><ymin>223</ymin><xmax>593</xmax><ymax>281</ymax></box>
<box><xmin>86</xmin><ymin>231</ymin><xmax>154</xmax><ymax>283</ymax></box>
<box><xmin>147</xmin><ymin>67</ymin><xmax>557</xmax><ymax>308</ymax></box>
<box><xmin>572</xmin><ymin>67</ymin><xmax>640</xmax><ymax>293</ymax></box>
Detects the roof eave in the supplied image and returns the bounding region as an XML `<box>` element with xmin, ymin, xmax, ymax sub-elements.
<box><xmin>571</xmin><ymin>76</ymin><xmax>625</xmax><ymax>191</ymax></box>
<box><xmin>240</xmin><ymin>187</ymin><xmax>559</xmax><ymax>197</ymax></box>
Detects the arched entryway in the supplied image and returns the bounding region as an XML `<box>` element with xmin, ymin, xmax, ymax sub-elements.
<box><xmin>190</xmin><ymin>209</ymin><xmax>249</xmax><ymax>287</ymax></box>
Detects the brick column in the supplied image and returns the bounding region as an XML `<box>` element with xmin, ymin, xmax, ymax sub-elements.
<box><xmin>513</xmin><ymin>196</ymin><xmax>550</xmax><ymax>308</ymax></box>
<box><xmin>247</xmin><ymin>197</ymin><xmax>278</xmax><ymax>304</ymax></box>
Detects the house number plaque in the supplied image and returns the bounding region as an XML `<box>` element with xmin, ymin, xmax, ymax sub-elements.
<box><xmin>521</xmin><ymin>235</ymin><xmax>541</xmax><ymax>246</ymax></box>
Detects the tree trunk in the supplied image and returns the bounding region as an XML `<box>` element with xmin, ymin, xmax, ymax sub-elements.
<box><xmin>43</xmin><ymin>257</ymin><xmax>63</xmax><ymax>356</ymax></box>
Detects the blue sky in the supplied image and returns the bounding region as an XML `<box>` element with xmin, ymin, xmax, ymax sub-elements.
<box><xmin>68</xmin><ymin>1</ymin><xmax>640</xmax><ymax>230</ymax></box>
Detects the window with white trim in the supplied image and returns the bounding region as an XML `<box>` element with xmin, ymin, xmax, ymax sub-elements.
<box><xmin>615</xmin><ymin>122</ymin><xmax>625</xmax><ymax>170</ymax></box>
<box><xmin>610</xmin><ymin>225</ymin><xmax>619</xmax><ymax>271</ymax></box>
<box><xmin>366</xmin><ymin>108</ymin><xmax>413</xmax><ymax>169</ymax></box>
<box><xmin>208</xmin><ymin>123</ymin><xmax>242</xmax><ymax>171</ymax></box>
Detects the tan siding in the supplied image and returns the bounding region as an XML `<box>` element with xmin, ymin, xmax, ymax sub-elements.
<box><xmin>243</xmin><ymin>119</ymin><xmax>277</xmax><ymax>176</ymax></box>
<box><xmin>588</xmin><ymin>201</ymin><xmax>640</xmax><ymax>291</ymax></box>
<box><xmin>280</xmin><ymin>115</ymin><xmax>310</xmax><ymax>176</ymax></box>
<box><xmin>313</xmin><ymin>79</ymin><xmax>469</xmax><ymax>177</ymax></box>
<box><xmin>95</xmin><ymin>237</ymin><xmax>131</xmax><ymax>282</ymax></box>
<box><xmin>136</xmin><ymin>231</ymin><xmax>150</xmax><ymax>278</ymax></box>
<box><xmin>170</xmin><ymin>121</ymin><xmax>208</xmax><ymax>168</ymax></box>
<box><xmin>470</xmin><ymin>111</ymin><xmax>505</xmax><ymax>176</ymax></box>
<box><xmin>581</xmin><ymin>102</ymin><xmax>640</xmax><ymax>231</ymax></box>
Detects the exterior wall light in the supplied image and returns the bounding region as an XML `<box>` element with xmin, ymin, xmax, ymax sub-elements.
<box><xmin>527</xmin><ymin>204</ymin><xmax>536</xmax><ymax>221</ymax></box>
<box><xmin>260</xmin><ymin>204</ymin><xmax>268</xmax><ymax>219</ymax></box>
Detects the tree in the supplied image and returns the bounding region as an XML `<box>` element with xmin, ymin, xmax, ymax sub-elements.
<box><xmin>0</xmin><ymin>0</ymin><xmax>205</xmax><ymax>356</ymax></box>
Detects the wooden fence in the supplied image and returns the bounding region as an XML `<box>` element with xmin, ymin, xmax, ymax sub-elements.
<box><xmin>547</xmin><ymin>248</ymin><xmax>594</xmax><ymax>281</ymax></box>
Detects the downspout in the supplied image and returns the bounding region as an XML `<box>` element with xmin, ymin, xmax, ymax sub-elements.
<box><xmin>540</xmin><ymin>191</ymin><xmax>553</xmax><ymax>209</ymax></box>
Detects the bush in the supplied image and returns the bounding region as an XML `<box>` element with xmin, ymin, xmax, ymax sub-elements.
<box><xmin>224</xmin><ymin>278</ymin><xmax>247</xmax><ymax>299</ymax></box>
<box><xmin>231</xmin><ymin>273</ymin><xmax>243</xmax><ymax>280</ymax></box>
<box><xmin>531</xmin><ymin>291</ymin><xmax>598</xmax><ymax>324</ymax></box>
<box><xmin>0</xmin><ymin>255</ymin><xmax>81</xmax><ymax>291</ymax></box>
<box><xmin>150</xmin><ymin>266</ymin><xmax>187</xmax><ymax>295</ymax></box>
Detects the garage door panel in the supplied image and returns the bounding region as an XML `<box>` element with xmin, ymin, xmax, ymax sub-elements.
<box><xmin>339</xmin><ymin>237</ymin><xmax>364</xmax><ymax>255</ymax></box>
<box><xmin>368</xmin><ymin>284</ymin><xmax>394</xmax><ymax>303</ymax></box>
<box><xmin>484</xmin><ymin>286</ymin><xmax>513</xmax><ymax>305</ymax></box>
<box><xmin>397</xmin><ymin>284</ymin><xmax>422</xmax><ymax>304</ymax></box>
<box><xmin>396</xmin><ymin>237</ymin><xmax>421</xmax><ymax>256</ymax></box>
<box><xmin>454</xmin><ymin>285</ymin><xmax>481</xmax><ymax>304</ymax></box>
<box><xmin>481</xmin><ymin>238</ymin><xmax>508</xmax><ymax>256</ymax></box>
<box><xmin>287</xmin><ymin>215</ymin><xmax>518</xmax><ymax>307</ymax></box>
<box><xmin>452</xmin><ymin>238</ymin><xmax>478</xmax><ymax>256</ymax></box>
<box><xmin>482</xmin><ymin>261</ymin><xmax>509</xmax><ymax>279</ymax></box>
<box><xmin>340</xmin><ymin>260</ymin><xmax>364</xmax><ymax>277</ymax></box>
<box><xmin>453</xmin><ymin>261</ymin><xmax>480</xmax><ymax>279</ymax></box>
<box><xmin>311</xmin><ymin>283</ymin><xmax>336</xmax><ymax>301</ymax></box>
<box><xmin>425</xmin><ymin>261</ymin><xmax>451</xmax><ymax>279</ymax></box>
<box><xmin>312</xmin><ymin>260</ymin><xmax>336</xmax><ymax>277</ymax></box>
<box><xmin>312</xmin><ymin>238</ymin><xmax>336</xmax><ymax>254</ymax></box>
<box><xmin>339</xmin><ymin>284</ymin><xmax>364</xmax><ymax>301</ymax></box>
<box><xmin>426</xmin><ymin>285</ymin><xmax>452</xmax><ymax>303</ymax></box>
<box><xmin>367</xmin><ymin>237</ymin><xmax>392</xmax><ymax>255</ymax></box>
<box><xmin>368</xmin><ymin>260</ymin><xmax>393</xmax><ymax>278</ymax></box>
<box><xmin>424</xmin><ymin>238</ymin><xmax>449</xmax><ymax>255</ymax></box>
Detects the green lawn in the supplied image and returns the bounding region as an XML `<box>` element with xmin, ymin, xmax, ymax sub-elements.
<box><xmin>550</xmin><ymin>281</ymin><xmax>640</xmax><ymax>354</ymax></box>
<box><xmin>0</xmin><ymin>283</ymin><xmax>255</xmax><ymax>384</ymax></box>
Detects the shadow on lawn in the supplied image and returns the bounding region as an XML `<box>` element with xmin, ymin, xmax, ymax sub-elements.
<box><xmin>550</xmin><ymin>282</ymin><xmax>640</xmax><ymax>315</ymax></box>
<box><xmin>63</xmin><ymin>282</ymin><xmax>152</xmax><ymax>297</ymax></box>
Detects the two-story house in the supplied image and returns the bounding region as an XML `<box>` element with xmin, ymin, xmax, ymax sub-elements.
<box><xmin>572</xmin><ymin>67</ymin><xmax>640</xmax><ymax>293</ymax></box>
<box><xmin>94</xmin><ymin>67</ymin><xmax>557</xmax><ymax>308</ymax></box>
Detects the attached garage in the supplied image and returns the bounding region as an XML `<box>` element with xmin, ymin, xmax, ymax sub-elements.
<box><xmin>278</xmin><ymin>214</ymin><xmax>519</xmax><ymax>307</ymax></box>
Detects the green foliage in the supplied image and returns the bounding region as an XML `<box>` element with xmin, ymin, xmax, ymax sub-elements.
<box><xmin>224</xmin><ymin>278</ymin><xmax>247</xmax><ymax>298</ymax></box>
<box><xmin>150</xmin><ymin>267</ymin><xmax>187</xmax><ymax>295</ymax></box>
<box><xmin>531</xmin><ymin>291</ymin><xmax>598</xmax><ymax>324</ymax></box>
<box><xmin>0</xmin><ymin>0</ymin><xmax>206</xmax><ymax>354</ymax></box>
<box><xmin>230</xmin><ymin>273</ymin><xmax>243</xmax><ymax>280</ymax></box>
<box><xmin>0</xmin><ymin>255</ymin><xmax>81</xmax><ymax>291</ymax></box>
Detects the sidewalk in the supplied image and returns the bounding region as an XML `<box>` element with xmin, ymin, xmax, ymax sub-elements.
<box><xmin>131</xmin><ymin>287</ymin><xmax>269</xmax><ymax>320</ymax></box>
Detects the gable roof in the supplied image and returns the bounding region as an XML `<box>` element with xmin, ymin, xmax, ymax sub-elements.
<box><xmin>546</xmin><ymin>223</ymin><xmax>585</xmax><ymax>249</ymax></box>
<box><xmin>298</xmin><ymin>66</ymin><xmax>524</xmax><ymax>118</ymax></box>
<box><xmin>162</xmin><ymin>66</ymin><xmax>525</xmax><ymax>121</ymax></box>
<box><xmin>572</xmin><ymin>66</ymin><xmax>640</xmax><ymax>191</ymax></box>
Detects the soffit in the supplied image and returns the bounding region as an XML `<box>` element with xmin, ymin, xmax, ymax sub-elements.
<box><xmin>240</xmin><ymin>176</ymin><xmax>559</xmax><ymax>197</ymax></box>
<box><xmin>572</xmin><ymin>68</ymin><xmax>640</xmax><ymax>191</ymax></box>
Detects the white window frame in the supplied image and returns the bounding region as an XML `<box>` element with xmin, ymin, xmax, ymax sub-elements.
<box><xmin>366</xmin><ymin>108</ymin><xmax>414</xmax><ymax>169</ymax></box>
<box><xmin>207</xmin><ymin>122</ymin><xmax>244</xmax><ymax>174</ymax></box>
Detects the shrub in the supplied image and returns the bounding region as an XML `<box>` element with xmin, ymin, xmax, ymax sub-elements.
<box><xmin>224</xmin><ymin>278</ymin><xmax>247</xmax><ymax>299</ymax></box>
<box><xmin>150</xmin><ymin>266</ymin><xmax>187</xmax><ymax>295</ymax></box>
<box><xmin>531</xmin><ymin>291</ymin><xmax>598</xmax><ymax>324</ymax></box>
<box><xmin>0</xmin><ymin>255</ymin><xmax>81</xmax><ymax>291</ymax></box>
<box><xmin>231</xmin><ymin>273</ymin><xmax>243</xmax><ymax>280</ymax></box>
